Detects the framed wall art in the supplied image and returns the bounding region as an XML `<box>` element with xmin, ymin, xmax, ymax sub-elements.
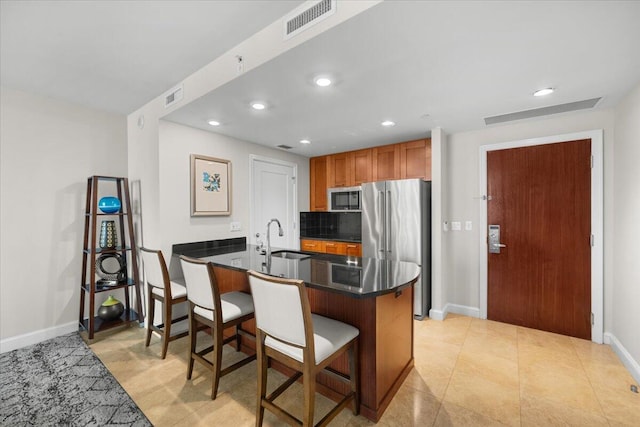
<box><xmin>190</xmin><ymin>154</ymin><xmax>231</xmax><ymax>216</ymax></box>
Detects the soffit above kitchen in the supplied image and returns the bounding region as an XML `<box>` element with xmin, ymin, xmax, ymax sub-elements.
<box><xmin>164</xmin><ymin>0</ymin><xmax>640</xmax><ymax>157</ymax></box>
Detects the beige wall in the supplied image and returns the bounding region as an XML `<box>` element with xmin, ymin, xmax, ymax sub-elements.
<box><xmin>0</xmin><ymin>88</ymin><xmax>127</xmax><ymax>348</ymax></box>
<box><xmin>157</xmin><ymin>121</ymin><xmax>310</xmax><ymax>260</ymax></box>
<box><xmin>612</xmin><ymin>83</ymin><xmax>640</xmax><ymax>378</ymax></box>
<box><xmin>443</xmin><ymin>109</ymin><xmax>616</xmax><ymax>331</ymax></box>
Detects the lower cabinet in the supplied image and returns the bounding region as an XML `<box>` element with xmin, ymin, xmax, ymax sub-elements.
<box><xmin>301</xmin><ymin>239</ymin><xmax>362</xmax><ymax>256</ymax></box>
<box><xmin>301</xmin><ymin>239</ymin><xmax>326</xmax><ymax>253</ymax></box>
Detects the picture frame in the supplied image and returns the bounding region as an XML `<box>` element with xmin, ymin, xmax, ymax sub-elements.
<box><xmin>190</xmin><ymin>154</ymin><xmax>231</xmax><ymax>216</ymax></box>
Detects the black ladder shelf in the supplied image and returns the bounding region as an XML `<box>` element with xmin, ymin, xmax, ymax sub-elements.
<box><xmin>79</xmin><ymin>176</ymin><xmax>143</xmax><ymax>340</ymax></box>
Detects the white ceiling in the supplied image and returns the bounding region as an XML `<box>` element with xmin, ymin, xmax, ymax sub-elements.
<box><xmin>2</xmin><ymin>1</ymin><xmax>640</xmax><ymax>158</ymax></box>
<box><xmin>0</xmin><ymin>0</ymin><xmax>304</xmax><ymax>114</ymax></box>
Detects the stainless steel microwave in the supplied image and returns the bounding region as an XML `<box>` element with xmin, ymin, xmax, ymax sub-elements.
<box><xmin>328</xmin><ymin>186</ymin><xmax>362</xmax><ymax>211</ymax></box>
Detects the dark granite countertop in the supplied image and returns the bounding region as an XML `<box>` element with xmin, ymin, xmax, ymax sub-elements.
<box><xmin>174</xmin><ymin>242</ymin><xmax>420</xmax><ymax>299</ymax></box>
<box><xmin>299</xmin><ymin>235</ymin><xmax>362</xmax><ymax>243</ymax></box>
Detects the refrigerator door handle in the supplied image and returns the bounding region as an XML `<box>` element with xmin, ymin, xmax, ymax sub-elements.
<box><xmin>386</xmin><ymin>190</ymin><xmax>392</xmax><ymax>254</ymax></box>
<box><xmin>378</xmin><ymin>191</ymin><xmax>385</xmax><ymax>253</ymax></box>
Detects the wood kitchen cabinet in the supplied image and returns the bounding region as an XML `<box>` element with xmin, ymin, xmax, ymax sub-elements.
<box><xmin>325</xmin><ymin>241</ymin><xmax>363</xmax><ymax>257</ymax></box>
<box><xmin>352</xmin><ymin>149</ymin><xmax>372</xmax><ymax>185</ymax></box>
<box><xmin>345</xmin><ymin>242</ymin><xmax>362</xmax><ymax>257</ymax></box>
<box><xmin>301</xmin><ymin>239</ymin><xmax>326</xmax><ymax>252</ymax></box>
<box><xmin>372</xmin><ymin>144</ymin><xmax>400</xmax><ymax>181</ymax></box>
<box><xmin>309</xmin><ymin>137</ymin><xmax>431</xmax><ymax>211</ymax></box>
<box><xmin>302</xmin><ymin>239</ymin><xmax>362</xmax><ymax>257</ymax></box>
<box><xmin>327</xmin><ymin>152</ymin><xmax>351</xmax><ymax>188</ymax></box>
<box><xmin>328</xmin><ymin>149</ymin><xmax>372</xmax><ymax>188</ymax></box>
<box><xmin>324</xmin><ymin>241</ymin><xmax>346</xmax><ymax>255</ymax></box>
<box><xmin>400</xmin><ymin>138</ymin><xmax>432</xmax><ymax>180</ymax></box>
<box><xmin>310</xmin><ymin>156</ymin><xmax>328</xmax><ymax>211</ymax></box>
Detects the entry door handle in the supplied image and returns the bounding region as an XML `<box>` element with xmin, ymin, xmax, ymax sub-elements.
<box><xmin>488</xmin><ymin>225</ymin><xmax>506</xmax><ymax>253</ymax></box>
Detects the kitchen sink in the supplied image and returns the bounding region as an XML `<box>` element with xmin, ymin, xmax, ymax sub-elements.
<box><xmin>271</xmin><ymin>251</ymin><xmax>311</xmax><ymax>260</ymax></box>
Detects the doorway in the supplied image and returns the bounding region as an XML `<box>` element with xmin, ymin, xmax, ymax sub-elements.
<box><xmin>249</xmin><ymin>155</ymin><xmax>298</xmax><ymax>250</ymax></box>
<box><xmin>479</xmin><ymin>130</ymin><xmax>603</xmax><ymax>343</ymax></box>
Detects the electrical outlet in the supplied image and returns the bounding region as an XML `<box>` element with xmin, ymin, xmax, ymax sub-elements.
<box><xmin>451</xmin><ymin>221</ymin><xmax>462</xmax><ymax>231</ymax></box>
<box><xmin>229</xmin><ymin>221</ymin><xmax>241</xmax><ymax>232</ymax></box>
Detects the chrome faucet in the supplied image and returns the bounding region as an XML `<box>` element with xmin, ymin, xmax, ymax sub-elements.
<box><xmin>265</xmin><ymin>218</ymin><xmax>284</xmax><ymax>259</ymax></box>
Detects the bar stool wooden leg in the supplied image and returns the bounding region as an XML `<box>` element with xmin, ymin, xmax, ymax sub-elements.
<box><xmin>349</xmin><ymin>340</ymin><xmax>360</xmax><ymax>415</ymax></box>
<box><xmin>187</xmin><ymin>311</ymin><xmax>196</xmax><ymax>380</ymax></box>
<box><xmin>161</xmin><ymin>298</ymin><xmax>171</xmax><ymax>359</ymax></box>
<box><xmin>145</xmin><ymin>286</ymin><xmax>154</xmax><ymax>347</ymax></box>
<box><xmin>211</xmin><ymin>327</ymin><xmax>223</xmax><ymax>399</ymax></box>
<box><xmin>235</xmin><ymin>325</ymin><xmax>242</xmax><ymax>351</ymax></box>
<box><xmin>256</xmin><ymin>332</ymin><xmax>267</xmax><ymax>427</ymax></box>
<box><xmin>303</xmin><ymin>362</ymin><xmax>316</xmax><ymax>426</ymax></box>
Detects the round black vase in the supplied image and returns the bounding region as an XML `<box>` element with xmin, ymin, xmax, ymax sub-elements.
<box><xmin>98</xmin><ymin>297</ymin><xmax>124</xmax><ymax>321</ymax></box>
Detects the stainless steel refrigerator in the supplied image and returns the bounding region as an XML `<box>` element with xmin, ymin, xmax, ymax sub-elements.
<box><xmin>361</xmin><ymin>179</ymin><xmax>431</xmax><ymax>319</ymax></box>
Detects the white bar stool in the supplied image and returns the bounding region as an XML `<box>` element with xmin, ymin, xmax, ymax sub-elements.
<box><xmin>139</xmin><ymin>247</ymin><xmax>188</xmax><ymax>359</ymax></box>
<box><xmin>180</xmin><ymin>255</ymin><xmax>255</xmax><ymax>399</ymax></box>
<box><xmin>247</xmin><ymin>270</ymin><xmax>360</xmax><ymax>426</ymax></box>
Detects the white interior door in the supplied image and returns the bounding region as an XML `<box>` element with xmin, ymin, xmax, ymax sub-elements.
<box><xmin>250</xmin><ymin>155</ymin><xmax>297</xmax><ymax>250</ymax></box>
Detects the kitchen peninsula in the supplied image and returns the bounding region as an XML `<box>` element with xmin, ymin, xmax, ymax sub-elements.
<box><xmin>173</xmin><ymin>238</ymin><xmax>420</xmax><ymax>422</ymax></box>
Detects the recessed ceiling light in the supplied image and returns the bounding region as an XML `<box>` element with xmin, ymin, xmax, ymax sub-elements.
<box><xmin>315</xmin><ymin>77</ymin><xmax>332</xmax><ymax>87</ymax></box>
<box><xmin>381</xmin><ymin>120</ymin><xmax>396</xmax><ymax>127</ymax></box>
<box><xmin>207</xmin><ymin>120</ymin><xmax>220</xmax><ymax>126</ymax></box>
<box><xmin>299</xmin><ymin>139</ymin><xmax>311</xmax><ymax>144</ymax></box>
<box><xmin>533</xmin><ymin>88</ymin><xmax>555</xmax><ymax>97</ymax></box>
<box><xmin>251</xmin><ymin>102</ymin><xmax>266</xmax><ymax>110</ymax></box>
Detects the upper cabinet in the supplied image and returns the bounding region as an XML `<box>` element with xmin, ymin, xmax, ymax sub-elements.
<box><xmin>352</xmin><ymin>149</ymin><xmax>372</xmax><ymax>186</ymax></box>
<box><xmin>400</xmin><ymin>138</ymin><xmax>432</xmax><ymax>180</ymax></box>
<box><xmin>372</xmin><ymin>144</ymin><xmax>400</xmax><ymax>181</ymax></box>
<box><xmin>310</xmin><ymin>138</ymin><xmax>431</xmax><ymax>211</ymax></box>
<box><xmin>310</xmin><ymin>156</ymin><xmax>328</xmax><ymax>211</ymax></box>
<box><xmin>327</xmin><ymin>152</ymin><xmax>351</xmax><ymax>188</ymax></box>
<box><xmin>327</xmin><ymin>149</ymin><xmax>373</xmax><ymax>189</ymax></box>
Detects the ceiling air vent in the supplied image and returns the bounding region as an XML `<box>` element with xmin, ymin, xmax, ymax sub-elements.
<box><xmin>284</xmin><ymin>0</ymin><xmax>336</xmax><ymax>40</ymax></box>
<box><xmin>484</xmin><ymin>97</ymin><xmax>601</xmax><ymax>125</ymax></box>
<box><xmin>277</xmin><ymin>144</ymin><xmax>293</xmax><ymax>150</ymax></box>
<box><xmin>164</xmin><ymin>84</ymin><xmax>184</xmax><ymax>108</ymax></box>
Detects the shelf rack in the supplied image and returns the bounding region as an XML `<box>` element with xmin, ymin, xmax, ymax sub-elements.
<box><xmin>79</xmin><ymin>176</ymin><xmax>143</xmax><ymax>340</ymax></box>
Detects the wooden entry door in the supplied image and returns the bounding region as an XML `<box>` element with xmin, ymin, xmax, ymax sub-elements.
<box><xmin>487</xmin><ymin>139</ymin><xmax>591</xmax><ymax>339</ymax></box>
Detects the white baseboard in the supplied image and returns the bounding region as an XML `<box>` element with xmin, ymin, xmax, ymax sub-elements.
<box><xmin>0</xmin><ymin>322</ymin><xmax>78</xmax><ymax>354</ymax></box>
<box><xmin>429</xmin><ymin>307</ymin><xmax>447</xmax><ymax>321</ymax></box>
<box><xmin>429</xmin><ymin>303</ymin><xmax>481</xmax><ymax>321</ymax></box>
<box><xmin>604</xmin><ymin>332</ymin><xmax>640</xmax><ymax>384</ymax></box>
<box><xmin>446</xmin><ymin>303</ymin><xmax>481</xmax><ymax>318</ymax></box>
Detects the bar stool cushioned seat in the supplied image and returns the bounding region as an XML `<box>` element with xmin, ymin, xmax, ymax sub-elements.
<box><xmin>265</xmin><ymin>314</ymin><xmax>358</xmax><ymax>364</ymax></box>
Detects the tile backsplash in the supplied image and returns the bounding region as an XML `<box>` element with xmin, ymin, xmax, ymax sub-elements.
<box><xmin>300</xmin><ymin>211</ymin><xmax>361</xmax><ymax>242</ymax></box>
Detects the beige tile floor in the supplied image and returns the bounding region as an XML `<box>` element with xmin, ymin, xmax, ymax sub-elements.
<box><xmin>90</xmin><ymin>315</ymin><xmax>639</xmax><ymax>426</ymax></box>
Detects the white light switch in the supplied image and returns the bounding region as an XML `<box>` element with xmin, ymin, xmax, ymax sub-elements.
<box><xmin>465</xmin><ymin>221</ymin><xmax>473</xmax><ymax>231</ymax></box>
<box><xmin>451</xmin><ymin>221</ymin><xmax>462</xmax><ymax>231</ymax></box>
<box><xmin>230</xmin><ymin>221</ymin><xmax>241</xmax><ymax>232</ymax></box>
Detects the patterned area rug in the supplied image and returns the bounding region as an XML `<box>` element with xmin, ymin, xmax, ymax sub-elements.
<box><xmin>0</xmin><ymin>332</ymin><xmax>151</xmax><ymax>426</ymax></box>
